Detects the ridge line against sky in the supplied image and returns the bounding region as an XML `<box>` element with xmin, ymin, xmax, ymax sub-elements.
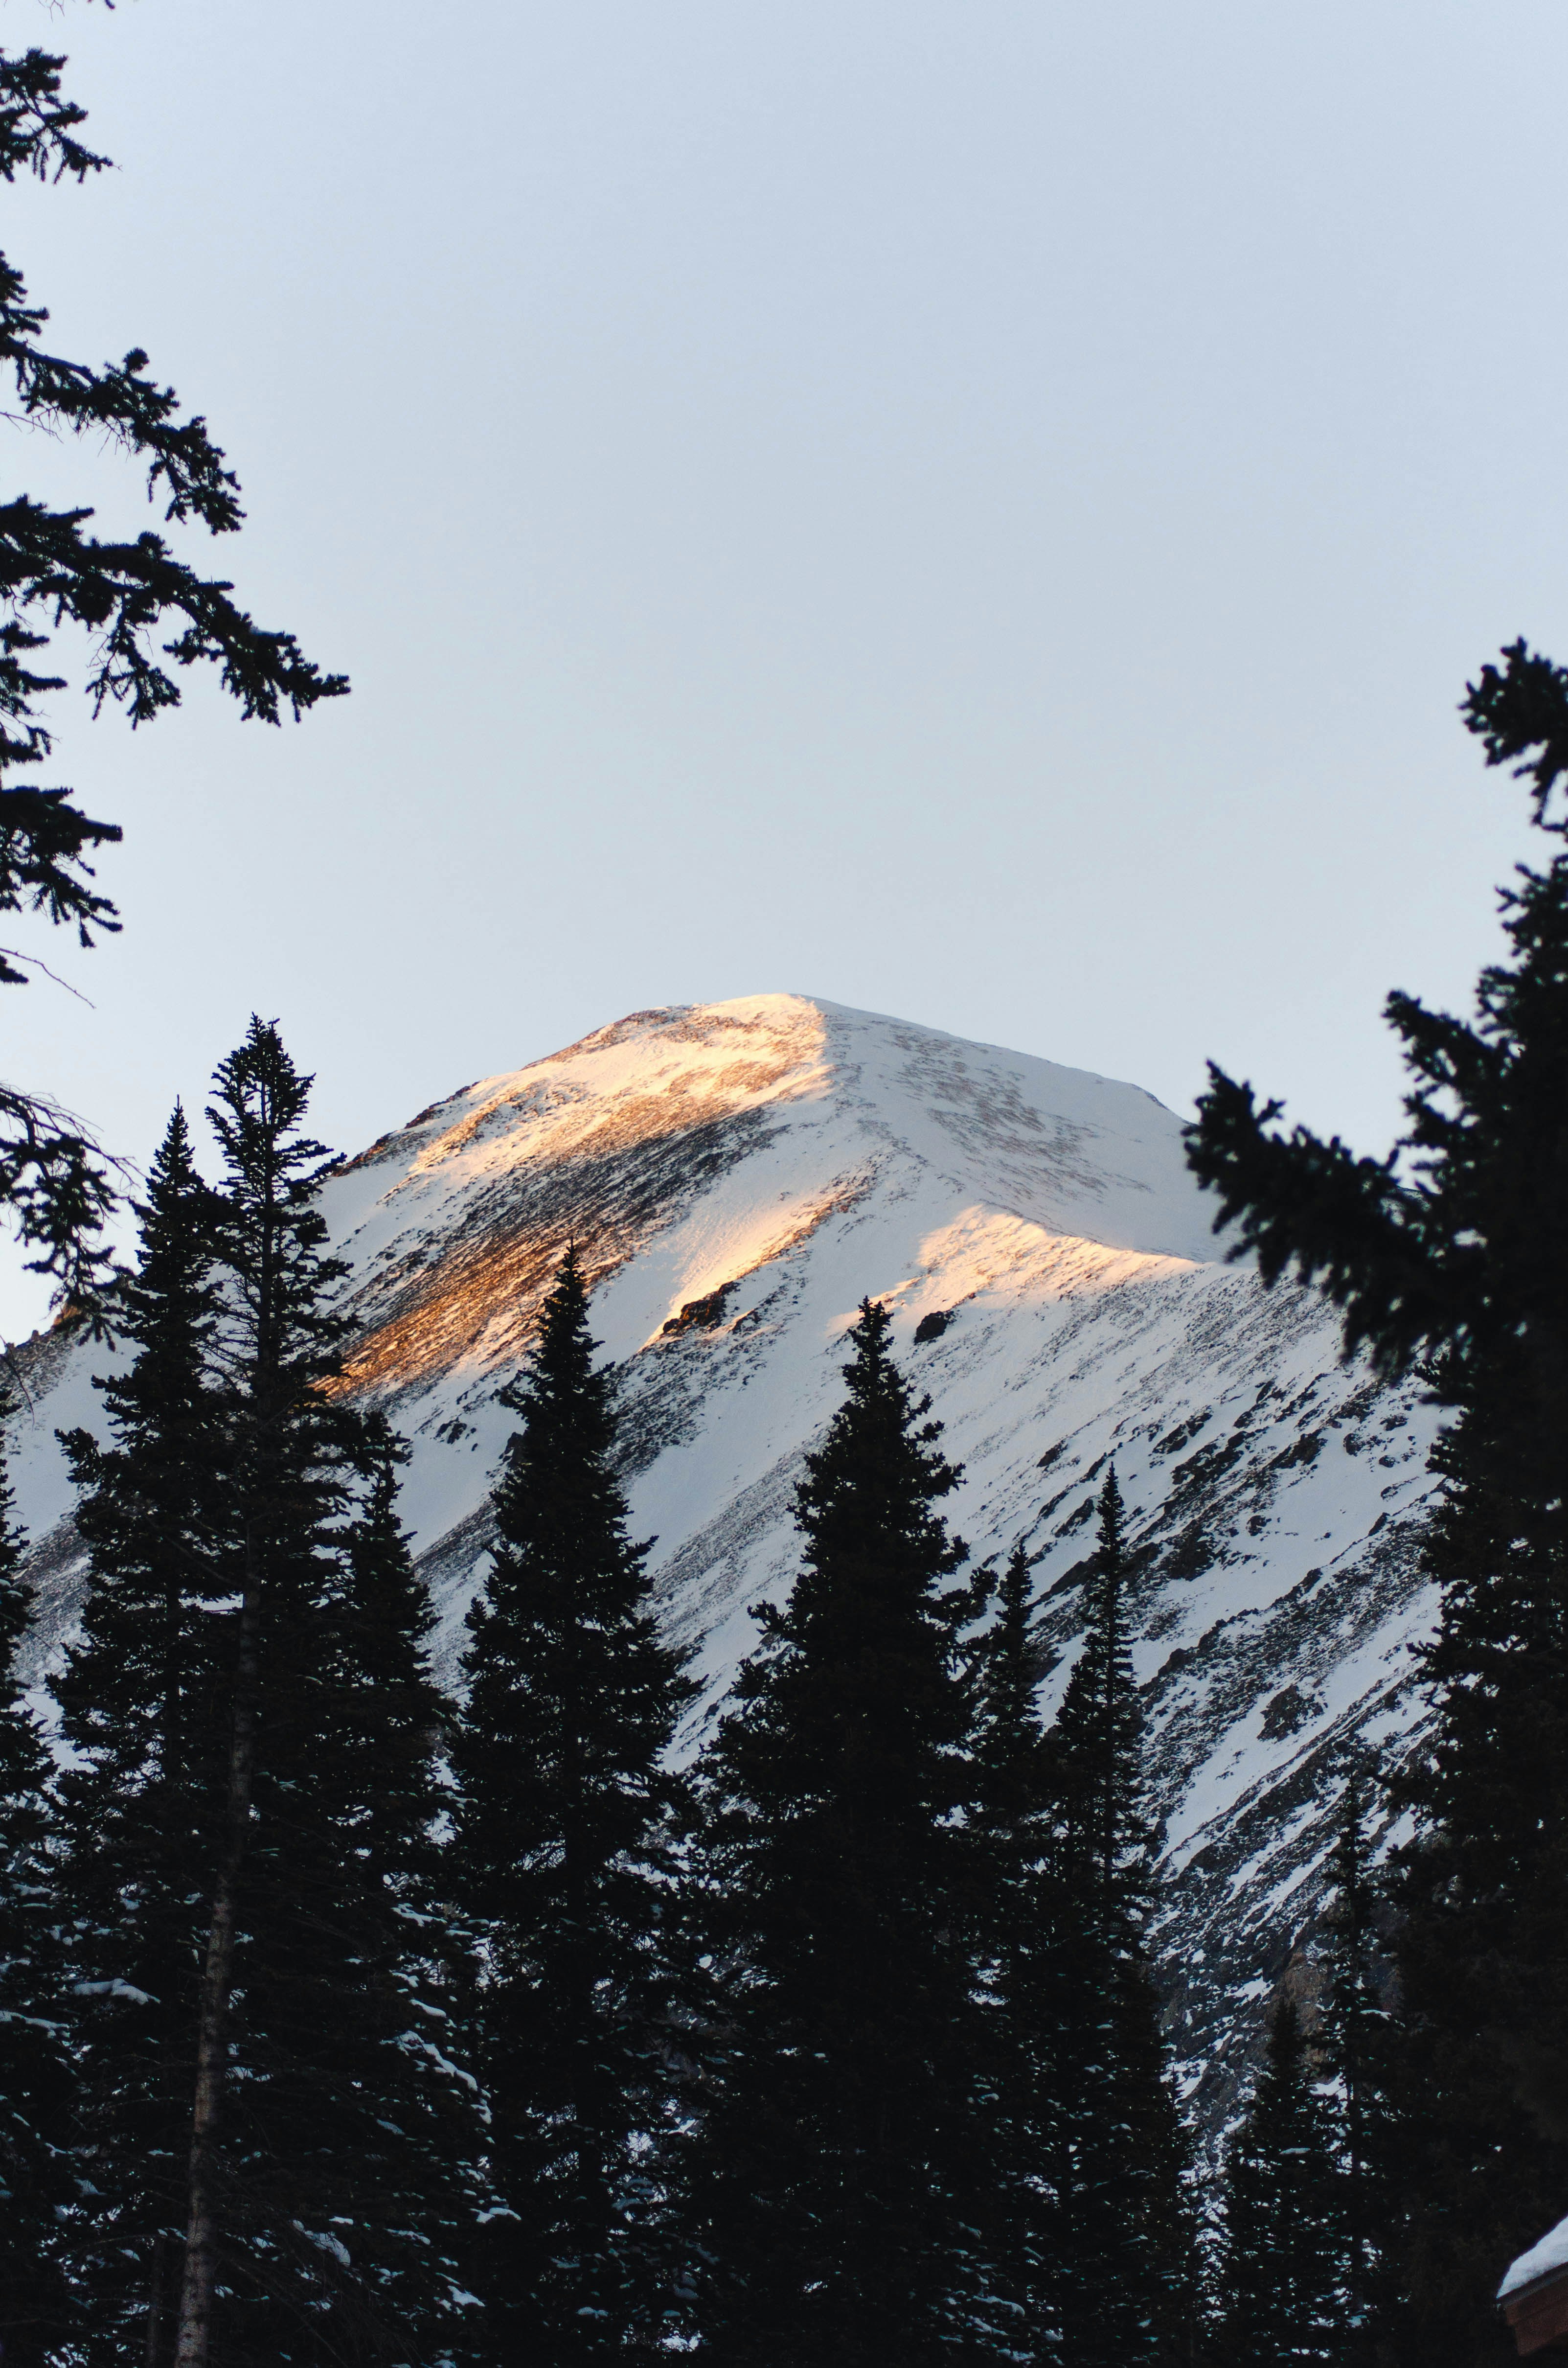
<box><xmin>0</xmin><ymin>0</ymin><xmax>1561</xmax><ymax>1337</ymax></box>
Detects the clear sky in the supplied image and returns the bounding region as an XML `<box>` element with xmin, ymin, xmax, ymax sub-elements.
<box><xmin>2</xmin><ymin>0</ymin><xmax>1565</xmax><ymax>1336</ymax></box>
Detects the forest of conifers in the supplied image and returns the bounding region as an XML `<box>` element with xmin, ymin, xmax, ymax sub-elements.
<box><xmin>0</xmin><ymin>626</ymin><xmax>1566</xmax><ymax>2365</ymax></box>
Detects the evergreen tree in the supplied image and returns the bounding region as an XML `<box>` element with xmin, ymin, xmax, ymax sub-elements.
<box><xmin>167</xmin><ymin>1020</ymin><xmax>476</xmax><ymax>2368</ymax></box>
<box><xmin>0</xmin><ymin>1404</ymin><xmax>76</xmax><ymax>2367</ymax></box>
<box><xmin>0</xmin><ymin>45</ymin><xmax>345</xmax><ymax>1307</ymax></box>
<box><xmin>1316</xmin><ymin>1769</ymin><xmax>1401</xmax><ymax>2362</ymax></box>
<box><xmin>688</xmin><ymin>1297</ymin><xmax>982</xmax><ymax>2365</ymax></box>
<box><xmin>52</xmin><ymin>1106</ymin><xmax>232</xmax><ymax>2364</ymax></box>
<box><xmin>1185</xmin><ymin>642</ymin><xmax>1568</xmax><ymax>2361</ymax></box>
<box><xmin>303</xmin><ymin>1414</ymin><xmax>481</xmax><ymax>2364</ymax></box>
<box><xmin>451</xmin><ymin>1243</ymin><xmax>694</xmax><ymax>2358</ymax></box>
<box><xmin>966</xmin><ymin>1542</ymin><xmax>1062</xmax><ymax>2363</ymax></box>
<box><xmin>1046</xmin><ymin>1470</ymin><xmax>1194</xmax><ymax>2367</ymax></box>
<box><xmin>1389</xmin><ymin>1395</ymin><xmax>1568</xmax><ymax>2368</ymax></box>
<box><xmin>330</xmin><ymin>1415</ymin><xmax>450</xmax><ymax>1893</ymax></box>
<box><xmin>1213</xmin><ymin>1998</ymin><xmax>1344</xmax><ymax>2367</ymax></box>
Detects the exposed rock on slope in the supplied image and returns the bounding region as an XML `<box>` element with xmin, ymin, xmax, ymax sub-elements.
<box><xmin>4</xmin><ymin>994</ymin><xmax>1439</xmax><ymax>2130</ymax></box>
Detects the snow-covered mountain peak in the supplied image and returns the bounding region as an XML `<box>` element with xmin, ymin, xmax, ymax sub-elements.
<box><xmin>321</xmin><ymin>993</ymin><xmax>1219</xmax><ymax>1404</ymax></box>
<box><xmin>6</xmin><ymin>994</ymin><xmax>1439</xmax><ymax>2137</ymax></box>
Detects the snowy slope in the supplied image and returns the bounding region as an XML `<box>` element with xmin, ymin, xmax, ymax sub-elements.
<box><xmin>4</xmin><ymin>994</ymin><xmax>1440</xmax><ymax>2130</ymax></box>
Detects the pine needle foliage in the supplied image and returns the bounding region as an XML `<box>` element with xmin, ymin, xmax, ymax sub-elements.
<box><xmin>1214</xmin><ymin>1998</ymin><xmax>1344</xmax><ymax>2367</ymax></box>
<box><xmin>125</xmin><ymin>1022</ymin><xmax>477</xmax><ymax>2368</ymax></box>
<box><xmin>53</xmin><ymin>1106</ymin><xmax>232</xmax><ymax>2362</ymax></box>
<box><xmin>452</xmin><ymin>1244</ymin><xmax>695</xmax><ymax>2358</ymax></box>
<box><xmin>966</xmin><ymin>1542</ymin><xmax>1063</xmax><ymax>2361</ymax></box>
<box><xmin>0</xmin><ymin>1403</ymin><xmax>75</xmax><ymax>2368</ymax></box>
<box><xmin>1046</xmin><ymin>1471</ymin><xmax>1196</xmax><ymax>2368</ymax></box>
<box><xmin>1315</xmin><ymin>1770</ymin><xmax>1401</xmax><ymax>2362</ymax></box>
<box><xmin>688</xmin><ymin>1297</ymin><xmax>982</xmax><ymax>2366</ymax></box>
<box><xmin>0</xmin><ymin>45</ymin><xmax>346</xmax><ymax>1307</ymax></box>
<box><xmin>39</xmin><ymin>1043</ymin><xmax>477</xmax><ymax>2368</ymax></box>
<box><xmin>1389</xmin><ymin>1393</ymin><xmax>1568</xmax><ymax>2367</ymax></box>
<box><xmin>1185</xmin><ymin>643</ymin><xmax>1568</xmax><ymax>2357</ymax></box>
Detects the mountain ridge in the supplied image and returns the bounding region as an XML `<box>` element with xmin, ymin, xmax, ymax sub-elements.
<box><xmin>4</xmin><ymin>992</ymin><xmax>1440</xmax><ymax>2138</ymax></box>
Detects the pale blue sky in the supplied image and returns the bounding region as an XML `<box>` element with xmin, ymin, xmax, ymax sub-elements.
<box><xmin>2</xmin><ymin>0</ymin><xmax>1564</xmax><ymax>1333</ymax></box>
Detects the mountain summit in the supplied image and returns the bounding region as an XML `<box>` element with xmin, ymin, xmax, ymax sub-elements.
<box><xmin>7</xmin><ymin>994</ymin><xmax>1438</xmax><ymax>2127</ymax></box>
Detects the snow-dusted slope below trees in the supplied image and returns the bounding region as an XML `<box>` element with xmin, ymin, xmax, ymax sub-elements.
<box><xmin>4</xmin><ymin>995</ymin><xmax>1440</xmax><ymax>2128</ymax></box>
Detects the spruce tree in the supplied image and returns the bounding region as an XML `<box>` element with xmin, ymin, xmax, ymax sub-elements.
<box><xmin>302</xmin><ymin>1414</ymin><xmax>481</xmax><ymax>2365</ymax></box>
<box><xmin>1046</xmin><ymin>1470</ymin><xmax>1194</xmax><ymax>2367</ymax></box>
<box><xmin>688</xmin><ymin>1297</ymin><xmax>981</xmax><ymax>2365</ymax></box>
<box><xmin>451</xmin><ymin>1244</ymin><xmax>694</xmax><ymax>2357</ymax></box>
<box><xmin>166</xmin><ymin>1020</ymin><xmax>476</xmax><ymax>2368</ymax></box>
<box><xmin>1316</xmin><ymin>1770</ymin><xmax>1401</xmax><ymax>2362</ymax></box>
<box><xmin>52</xmin><ymin>1106</ymin><xmax>232</xmax><ymax>2364</ymax></box>
<box><xmin>0</xmin><ymin>1404</ymin><xmax>76</xmax><ymax>2368</ymax></box>
<box><xmin>1185</xmin><ymin>642</ymin><xmax>1568</xmax><ymax>2359</ymax></box>
<box><xmin>1389</xmin><ymin>1393</ymin><xmax>1568</xmax><ymax>2368</ymax></box>
<box><xmin>966</xmin><ymin>1542</ymin><xmax>1062</xmax><ymax>2363</ymax></box>
<box><xmin>1214</xmin><ymin>1998</ymin><xmax>1344</xmax><ymax>2367</ymax></box>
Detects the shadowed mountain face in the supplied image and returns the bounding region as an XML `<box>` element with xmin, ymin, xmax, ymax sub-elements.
<box><xmin>4</xmin><ymin>994</ymin><xmax>1437</xmax><ymax>2135</ymax></box>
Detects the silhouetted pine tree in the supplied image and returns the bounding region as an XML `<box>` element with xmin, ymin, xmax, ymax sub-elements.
<box><xmin>1185</xmin><ymin>642</ymin><xmax>1568</xmax><ymax>2360</ymax></box>
<box><xmin>0</xmin><ymin>1405</ymin><xmax>76</xmax><ymax>2368</ymax></box>
<box><xmin>1047</xmin><ymin>1470</ymin><xmax>1195</xmax><ymax>2367</ymax></box>
<box><xmin>52</xmin><ymin>1106</ymin><xmax>231</xmax><ymax>2364</ymax></box>
<box><xmin>1316</xmin><ymin>1770</ymin><xmax>1401</xmax><ymax>2362</ymax></box>
<box><xmin>307</xmin><ymin>1414</ymin><xmax>482</xmax><ymax>2363</ymax></box>
<box><xmin>966</xmin><ymin>1542</ymin><xmax>1062</xmax><ymax>2362</ymax></box>
<box><xmin>168</xmin><ymin>1020</ymin><xmax>476</xmax><ymax>2368</ymax></box>
<box><xmin>451</xmin><ymin>1244</ymin><xmax>694</xmax><ymax>2358</ymax></box>
<box><xmin>1214</xmin><ymin>1997</ymin><xmax>1344</xmax><ymax>2366</ymax></box>
<box><xmin>1389</xmin><ymin>1385</ymin><xmax>1568</xmax><ymax>2368</ymax></box>
<box><xmin>687</xmin><ymin>1297</ymin><xmax>982</xmax><ymax>2366</ymax></box>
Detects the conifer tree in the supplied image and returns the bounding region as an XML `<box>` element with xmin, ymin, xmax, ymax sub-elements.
<box><xmin>1214</xmin><ymin>1997</ymin><xmax>1344</xmax><ymax>2367</ymax></box>
<box><xmin>0</xmin><ymin>1406</ymin><xmax>76</xmax><ymax>2368</ymax></box>
<box><xmin>688</xmin><ymin>1297</ymin><xmax>982</xmax><ymax>2365</ymax></box>
<box><xmin>1316</xmin><ymin>1770</ymin><xmax>1401</xmax><ymax>2362</ymax></box>
<box><xmin>451</xmin><ymin>1244</ymin><xmax>694</xmax><ymax>2358</ymax></box>
<box><xmin>301</xmin><ymin>1414</ymin><xmax>481</xmax><ymax>2365</ymax></box>
<box><xmin>166</xmin><ymin>1020</ymin><xmax>476</xmax><ymax>2368</ymax></box>
<box><xmin>330</xmin><ymin>1415</ymin><xmax>450</xmax><ymax>1892</ymax></box>
<box><xmin>52</xmin><ymin>1106</ymin><xmax>231</xmax><ymax>2363</ymax></box>
<box><xmin>1185</xmin><ymin>642</ymin><xmax>1568</xmax><ymax>2358</ymax></box>
<box><xmin>0</xmin><ymin>45</ymin><xmax>346</xmax><ymax>1306</ymax></box>
<box><xmin>966</xmin><ymin>1542</ymin><xmax>1062</xmax><ymax>2362</ymax></box>
<box><xmin>1046</xmin><ymin>1470</ymin><xmax>1195</xmax><ymax>2367</ymax></box>
<box><xmin>1389</xmin><ymin>1396</ymin><xmax>1568</xmax><ymax>2367</ymax></box>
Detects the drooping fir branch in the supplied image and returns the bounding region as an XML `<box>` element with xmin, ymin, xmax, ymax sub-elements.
<box><xmin>0</xmin><ymin>46</ymin><xmax>111</xmax><ymax>190</ymax></box>
<box><xmin>0</xmin><ymin>42</ymin><xmax>347</xmax><ymax>1312</ymax></box>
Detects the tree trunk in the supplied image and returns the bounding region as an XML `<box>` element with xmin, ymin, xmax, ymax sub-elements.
<box><xmin>171</xmin><ymin>1557</ymin><xmax>263</xmax><ymax>2368</ymax></box>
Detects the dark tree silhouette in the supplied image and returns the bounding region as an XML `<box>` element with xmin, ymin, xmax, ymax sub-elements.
<box><xmin>452</xmin><ymin>1246</ymin><xmax>694</xmax><ymax>2357</ymax></box>
<box><xmin>1186</xmin><ymin>642</ymin><xmax>1568</xmax><ymax>2360</ymax></box>
<box><xmin>687</xmin><ymin>1298</ymin><xmax>982</xmax><ymax>2364</ymax></box>
<box><xmin>0</xmin><ymin>40</ymin><xmax>345</xmax><ymax>1308</ymax></box>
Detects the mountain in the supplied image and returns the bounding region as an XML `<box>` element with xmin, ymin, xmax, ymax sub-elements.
<box><xmin>3</xmin><ymin>993</ymin><xmax>1439</xmax><ymax>2134</ymax></box>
